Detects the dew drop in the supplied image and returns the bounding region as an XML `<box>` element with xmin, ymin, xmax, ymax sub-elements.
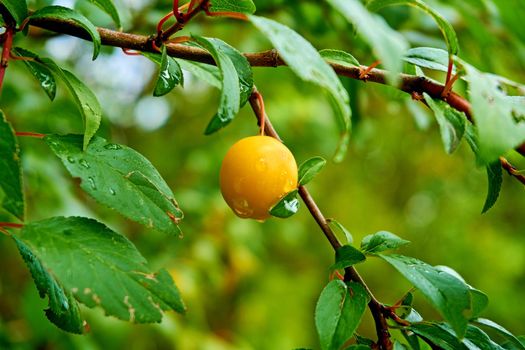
<box><xmin>232</xmin><ymin>199</ymin><xmax>254</xmax><ymax>217</ymax></box>
<box><xmin>67</xmin><ymin>156</ymin><xmax>75</xmax><ymax>163</ymax></box>
<box><xmin>109</xmin><ymin>188</ymin><xmax>116</xmax><ymax>195</ymax></box>
<box><xmin>87</xmin><ymin>177</ymin><xmax>97</xmax><ymax>190</ymax></box>
<box><xmin>79</xmin><ymin>159</ymin><xmax>90</xmax><ymax>168</ymax></box>
<box><xmin>104</xmin><ymin>143</ymin><xmax>122</xmax><ymax>150</ymax></box>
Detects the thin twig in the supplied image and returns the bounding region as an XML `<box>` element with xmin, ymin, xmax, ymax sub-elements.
<box><xmin>0</xmin><ymin>222</ymin><xmax>24</xmax><ymax>229</ymax></box>
<box><xmin>15</xmin><ymin>131</ymin><xmax>46</xmax><ymax>138</ymax></box>
<box><xmin>249</xmin><ymin>89</ymin><xmax>392</xmax><ymax>350</ymax></box>
<box><xmin>500</xmin><ymin>157</ymin><xmax>525</xmax><ymax>185</ymax></box>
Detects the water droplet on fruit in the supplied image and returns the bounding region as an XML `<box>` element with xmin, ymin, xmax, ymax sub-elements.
<box><xmin>87</xmin><ymin>177</ymin><xmax>97</xmax><ymax>190</ymax></box>
<box><xmin>67</xmin><ymin>156</ymin><xmax>75</xmax><ymax>163</ymax></box>
<box><xmin>79</xmin><ymin>159</ymin><xmax>90</xmax><ymax>168</ymax></box>
<box><xmin>232</xmin><ymin>198</ymin><xmax>253</xmax><ymax>217</ymax></box>
<box><xmin>104</xmin><ymin>143</ymin><xmax>122</xmax><ymax>150</ymax></box>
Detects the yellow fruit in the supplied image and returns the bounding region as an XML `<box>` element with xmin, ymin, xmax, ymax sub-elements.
<box><xmin>220</xmin><ymin>136</ymin><xmax>298</xmax><ymax>220</ymax></box>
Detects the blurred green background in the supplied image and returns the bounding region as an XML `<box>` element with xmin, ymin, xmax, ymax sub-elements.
<box><xmin>1</xmin><ymin>0</ymin><xmax>524</xmax><ymax>349</ymax></box>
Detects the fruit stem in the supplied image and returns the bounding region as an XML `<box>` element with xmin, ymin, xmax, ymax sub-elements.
<box><xmin>253</xmin><ymin>90</ymin><xmax>266</xmax><ymax>136</ymax></box>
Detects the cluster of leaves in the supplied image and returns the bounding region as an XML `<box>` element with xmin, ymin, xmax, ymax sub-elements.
<box><xmin>0</xmin><ymin>0</ymin><xmax>524</xmax><ymax>347</ymax></box>
<box><xmin>314</xmin><ymin>231</ymin><xmax>525</xmax><ymax>349</ymax></box>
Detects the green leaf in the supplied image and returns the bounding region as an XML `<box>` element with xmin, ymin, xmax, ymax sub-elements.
<box><xmin>177</xmin><ymin>59</ymin><xmax>221</xmax><ymax>88</ymax></box>
<box><xmin>367</xmin><ymin>0</ymin><xmax>459</xmax><ymax>55</ymax></box>
<box><xmin>330</xmin><ymin>245</ymin><xmax>366</xmax><ymax>271</ymax></box>
<box><xmin>348</xmin><ymin>346</ymin><xmax>372</xmax><ymax>350</ymax></box>
<box><xmin>404</xmin><ymin>47</ymin><xmax>455</xmax><ymax>73</ymax></box>
<box><xmin>327</xmin><ymin>219</ymin><xmax>353</xmax><ymax>244</ymax></box>
<box><xmin>380</xmin><ymin>254</ymin><xmax>471</xmax><ymax>337</ymax></box>
<box><xmin>315</xmin><ymin>280</ymin><xmax>370</xmax><ymax>350</ymax></box>
<box><xmin>361</xmin><ymin>231</ymin><xmax>409</xmax><ymax>254</ymax></box>
<box><xmin>269</xmin><ymin>190</ymin><xmax>300</xmax><ymax>218</ymax></box>
<box><xmin>0</xmin><ymin>110</ymin><xmax>24</xmax><ymax>220</ymax></box>
<box><xmin>144</xmin><ymin>47</ymin><xmax>183</xmax><ymax>97</ymax></box>
<box><xmin>327</xmin><ymin>0</ymin><xmax>409</xmax><ymax>84</ymax></box>
<box><xmin>45</xmin><ymin>134</ymin><xmax>183</xmax><ymax>236</ymax></box>
<box><xmin>209</xmin><ymin>0</ymin><xmax>256</xmax><ymax>14</ymax></box>
<box><xmin>410</xmin><ymin>322</ymin><xmax>467</xmax><ymax>350</ymax></box>
<box><xmin>12</xmin><ymin>47</ymin><xmax>56</xmax><ymax>100</ymax></box>
<box><xmin>298</xmin><ymin>157</ymin><xmax>327</xmax><ymax>186</ymax></box>
<box><xmin>15</xmin><ymin>217</ymin><xmax>185</xmax><ymax>324</ymax></box>
<box><xmin>192</xmin><ymin>36</ymin><xmax>240</xmax><ymax>135</ymax></box>
<box><xmin>423</xmin><ymin>93</ymin><xmax>466</xmax><ymax>154</ymax></box>
<box><xmin>465</xmin><ymin>325</ymin><xmax>506</xmax><ymax>350</ymax></box>
<box><xmin>473</xmin><ymin>319</ymin><xmax>525</xmax><ymax>350</ymax></box>
<box><xmin>0</xmin><ymin>0</ymin><xmax>28</xmax><ymax>26</ymax></box>
<box><xmin>464</xmin><ymin>65</ymin><xmax>525</xmax><ymax>164</ymax></box>
<box><xmin>86</xmin><ymin>0</ymin><xmax>121</xmax><ymax>28</ymax></box>
<box><xmin>502</xmin><ymin>336</ymin><xmax>525</xmax><ymax>350</ymax></box>
<box><xmin>14</xmin><ymin>238</ymin><xmax>84</xmax><ymax>334</ymax></box>
<box><xmin>393</xmin><ymin>342</ymin><xmax>409</xmax><ymax>350</ymax></box>
<box><xmin>319</xmin><ymin>49</ymin><xmax>360</xmax><ymax>68</ymax></box>
<box><xmin>482</xmin><ymin>161</ymin><xmax>503</xmax><ymax>214</ymax></box>
<box><xmin>40</xmin><ymin>57</ymin><xmax>102</xmax><ymax>150</ymax></box>
<box><xmin>505</xmin><ymin>96</ymin><xmax>525</xmax><ymax>120</ymax></box>
<box><xmin>29</xmin><ymin>6</ymin><xmax>101</xmax><ymax>60</ymax></box>
<box><xmin>469</xmin><ymin>288</ymin><xmax>489</xmax><ymax>319</ymax></box>
<box><xmin>249</xmin><ymin>15</ymin><xmax>351</xmax><ymax>162</ymax></box>
<box><xmin>204</xmin><ymin>38</ymin><xmax>253</xmax><ymax>106</ymax></box>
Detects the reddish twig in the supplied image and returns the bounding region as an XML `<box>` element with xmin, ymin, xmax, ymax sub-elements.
<box><xmin>442</xmin><ymin>73</ymin><xmax>460</xmax><ymax>98</ymax></box>
<box><xmin>249</xmin><ymin>88</ymin><xmax>392</xmax><ymax>350</ymax></box>
<box><xmin>0</xmin><ymin>222</ymin><xmax>24</xmax><ymax>229</ymax></box>
<box><xmin>156</xmin><ymin>11</ymin><xmax>175</xmax><ymax>37</ymax></box>
<box><xmin>359</xmin><ymin>60</ymin><xmax>381</xmax><ymax>80</ymax></box>
<box><xmin>204</xmin><ymin>11</ymin><xmax>249</xmax><ymax>21</ymax></box>
<box><xmin>500</xmin><ymin>157</ymin><xmax>525</xmax><ymax>185</ymax></box>
<box><xmin>161</xmin><ymin>0</ymin><xmax>210</xmax><ymax>41</ymax></box>
<box><xmin>15</xmin><ymin>132</ymin><xmax>46</xmax><ymax>138</ymax></box>
<box><xmin>0</xmin><ymin>24</ymin><xmax>15</xmax><ymax>96</ymax></box>
<box><xmin>122</xmin><ymin>47</ymin><xmax>142</xmax><ymax>56</ymax></box>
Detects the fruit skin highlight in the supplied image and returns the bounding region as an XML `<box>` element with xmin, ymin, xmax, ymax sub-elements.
<box><xmin>220</xmin><ymin>136</ymin><xmax>298</xmax><ymax>220</ymax></box>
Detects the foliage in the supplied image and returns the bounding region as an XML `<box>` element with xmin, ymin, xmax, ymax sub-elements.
<box><xmin>0</xmin><ymin>0</ymin><xmax>524</xmax><ymax>349</ymax></box>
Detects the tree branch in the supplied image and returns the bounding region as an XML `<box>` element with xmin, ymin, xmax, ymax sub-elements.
<box><xmin>249</xmin><ymin>89</ymin><xmax>392</xmax><ymax>350</ymax></box>
<box><xmin>25</xmin><ymin>16</ymin><xmax>525</xmax><ymax>161</ymax></box>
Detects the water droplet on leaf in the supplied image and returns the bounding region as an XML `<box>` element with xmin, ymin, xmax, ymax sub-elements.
<box><xmin>87</xmin><ymin>177</ymin><xmax>97</xmax><ymax>190</ymax></box>
<box><xmin>79</xmin><ymin>159</ymin><xmax>90</xmax><ymax>168</ymax></box>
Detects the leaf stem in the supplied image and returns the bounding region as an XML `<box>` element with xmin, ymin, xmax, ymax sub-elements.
<box><xmin>15</xmin><ymin>132</ymin><xmax>46</xmax><ymax>138</ymax></box>
<box><xmin>161</xmin><ymin>0</ymin><xmax>210</xmax><ymax>41</ymax></box>
<box><xmin>249</xmin><ymin>88</ymin><xmax>392</xmax><ymax>350</ymax></box>
<box><xmin>0</xmin><ymin>222</ymin><xmax>24</xmax><ymax>229</ymax></box>
<box><xmin>500</xmin><ymin>157</ymin><xmax>525</xmax><ymax>185</ymax></box>
<box><xmin>359</xmin><ymin>60</ymin><xmax>381</xmax><ymax>80</ymax></box>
